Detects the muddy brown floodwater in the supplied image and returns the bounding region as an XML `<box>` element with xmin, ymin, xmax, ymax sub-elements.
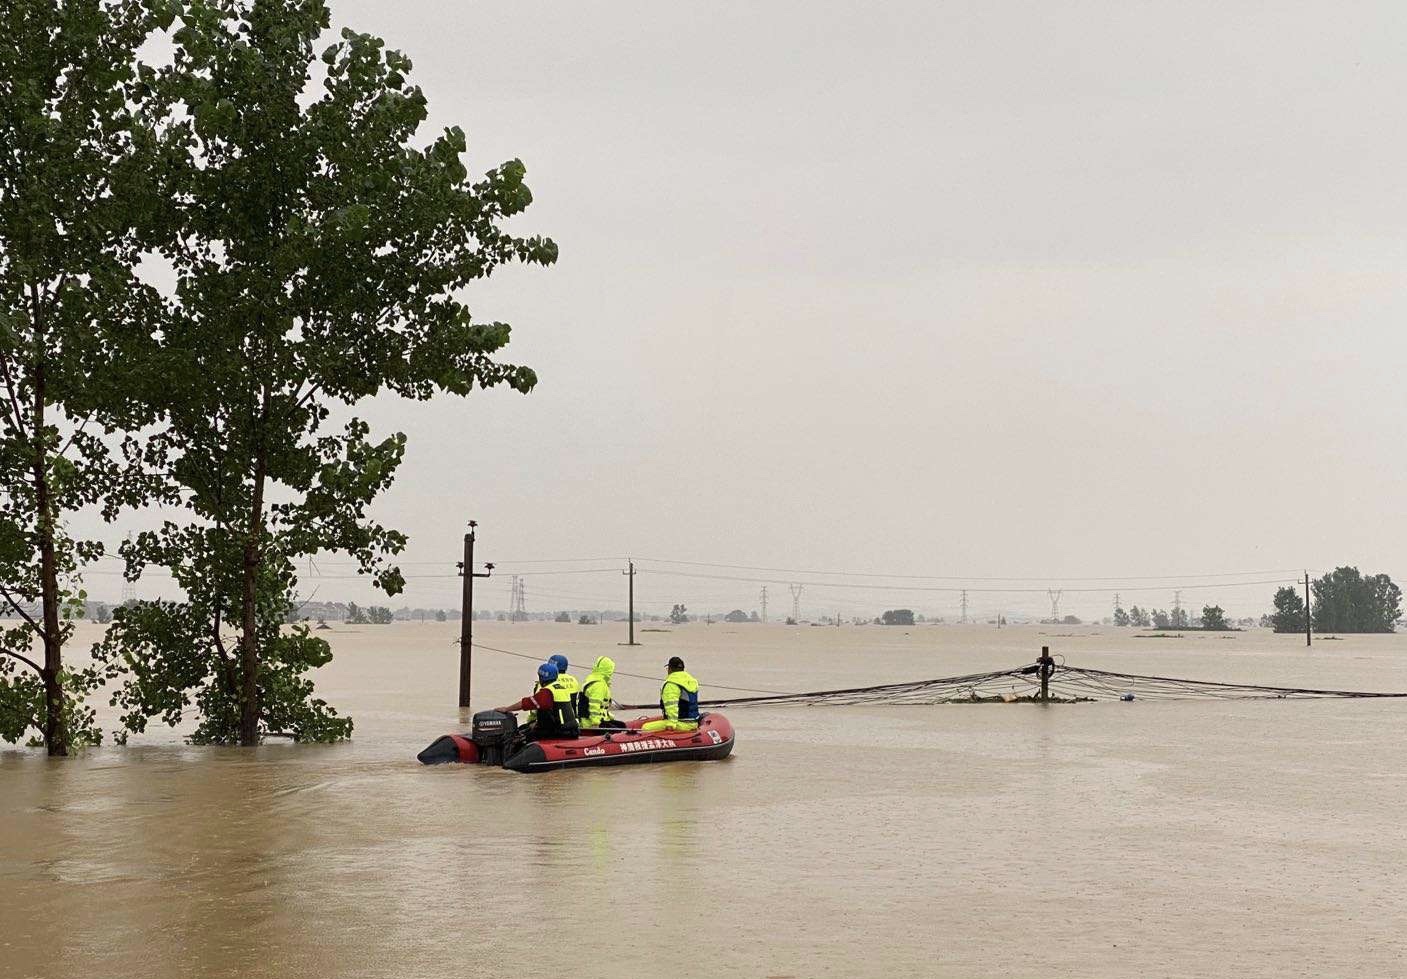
<box><xmin>4</xmin><ymin>622</ymin><xmax>1407</xmax><ymax>978</ymax></box>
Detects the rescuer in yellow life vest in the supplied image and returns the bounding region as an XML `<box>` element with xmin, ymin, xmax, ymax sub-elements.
<box><xmin>580</xmin><ymin>656</ymin><xmax>626</xmax><ymax>729</ymax></box>
<box><xmin>641</xmin><ymin>656</ymin><xmax>700</xmax><ymax>733</ymax></box>
<box><xmin>546</xmin><ymin>653</ymin><xmax>581</xmax><ymax>713</ymax></box>
<box><xmin>497</xmin><ymin>661</ymin><xmax>580</xmax><ymax>739</ymax></box>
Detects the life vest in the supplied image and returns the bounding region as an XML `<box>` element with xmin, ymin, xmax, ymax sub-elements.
<box><xmin>536</xmin><ymin>676</ymin><xmax>579</xmax><ymax>737</ymax></box>
<box><xmin>559</xmin><ymin>672</ymin><xmax>582</xmax><ymax>715</ymax></box>
<box><xmin>659</xmin><ymin>670</ymin><xmax>700</xmax><ymax>722</ymax></box>
<box><xmin>581</xmin><ymin>675</ymin><xmax>613</xmax><ymax>726</ymax></box>
<box><xmin>534</xmin><ymin>673</ymin><xmax>583</xmax><ymax>717</ymax></box>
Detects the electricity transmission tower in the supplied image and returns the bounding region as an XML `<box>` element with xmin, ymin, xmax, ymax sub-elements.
<box><xmin>1047</xmin><ymin>589</ymin><xmax>1063</xmax><ymax>622</ymax></box>
<box><xmin>960</xmin><ymin>590</ymin><xmax>969</xmax><ymax>624</ymax></box>
<box><xmin>759</xmin><ymin>585</ymin><xmax>768</xmax><ymax>624</ymax></box>
<box><xmin>509</xmin><ymin>576</ymin><xmax>527</xmax><ymax>622</ymax></box>
<box><xmin>1113</xmin><ymin>593</ymin><xmax>1121</xmax><ymax>617</ymax></box>
<box><xmin>788</xmin><ymin>583</ymin><xmax>803</xmax><ymax>623</ymax></box>
<box><xmin>121</xmin><ymin>579</ymin><xmax>136</xmax><ymax>605</ymax></box>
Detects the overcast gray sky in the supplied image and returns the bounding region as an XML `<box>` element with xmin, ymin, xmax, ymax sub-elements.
<box><xmin>97</xmin><ymin>2</ymin><xmax>1407</xmax><ymax>619</ymax></box>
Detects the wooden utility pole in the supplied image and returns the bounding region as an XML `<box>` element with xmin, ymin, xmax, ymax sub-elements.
<box><xmin>457</xmin><ymin>521</ymin><xmax>494</xmax><ymax>709</ymax></box>
<box><xmin>622</xmin><ymin>560</ymin><xmax>640</xmax><ymax>645</ymax></box>
<box><xmin>1304</xmin><ymin>570</ymin><xmax>1312</xmax><ymax>647</ymax></box>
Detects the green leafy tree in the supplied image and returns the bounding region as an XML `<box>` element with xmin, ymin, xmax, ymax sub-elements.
<box><xmin>1126</xmin><ymin>606</ymin><xmax>1150</xmax><ymax>628</ymax></box>
<box><xmin>670</xmin><ymin>604</ymin><xmax>688</xmax><ymax>625</ymax></box>
<box><xmin>434</xmin><ymin>609</ymin><xmax>446</xmax><ymax>622</ymax></box>
<box><xmin>101</xmin><ymin>0</ymin><xmax>555</xmax><ymax>745</ymax></box>
<box><xmin>1269</xmin><ymin>586</ymin><xmax>1305</xmax><ymax>633</ymax></box>
<box><xmin>0</xmin><ymin>0</ymin><xmax>174</xmax><ymax>753</ymax></box>
<box><xmin>1201</xmin><ymin>605</ymin><xmax>1229</xmax><ymax>631</ymax></box>
<box><xmin>1113</xmin><ymin>605</ymin><xmax>1130</xmax><ymax>627</ymax></box>
<box><xmin>881</xmin><ymin>609</ymin><xmax>915</xmax><ymax>626</ymax></box>
<box><xmin>1150</xmin><ymin>609</ymin><xmax>1170</xmax><ymax>629</ymax></box>
<box><xmin>1310</xmin><ymin>567</ymin><xmax>1401</xmax><ymax>633</ymax></box>
<box><xmin>367</xmin><ymin>606</ymin><xmax>393</xmax><ymax>625</ymax></box>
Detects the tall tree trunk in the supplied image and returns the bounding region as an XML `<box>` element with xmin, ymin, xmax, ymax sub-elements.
<box><xmin>237</xmin><ymin>400</ymin><xmax>270</xmax><ymax>747</ymax></box>
<box><xmin>32</xmin><ymin>360</ymin><xmax>67</xmax><ymax>756</ymax></box>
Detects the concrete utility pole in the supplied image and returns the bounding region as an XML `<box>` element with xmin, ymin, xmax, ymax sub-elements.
<box><xmin>1304</xmin><ymin>571</ymin><xmax>1312</xmax><ymax>647</ymax></box>
<box><xmin>622</xmin><ymin>560</ymin><xmax>639</xmax><ymax>645</ymax></box>
<box><xmin>457</xmin><ymin>521</ymin><xmax>494</xmax><ymax>710</ymax></box>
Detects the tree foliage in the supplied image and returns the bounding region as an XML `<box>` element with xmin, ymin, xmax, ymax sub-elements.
<box><xmin>95</xmin><ymin>0</ymin><xmax>555</xmax><ymax>745</ymax></box>
<box><xmin>0</xmin><ymin>0</ymin><xmax>173</xmax><ymax>752</ymax></box>
<box><xmin>1269</xmin><ymin>586</ymin><xmax>1305</xmax><ymax>633</ymax></box>
<box><xmin>1200</xmin><ymin>605</ymin><xmax>1229</xmax><ymax>631</ymax></box>
<box><xmin>670</xmin><ymin>603</ymin><xmax>688</xmax><ymax>625</ymax></box>
<box><xmin>95</xmin><ymin>592</ymin><xmax>351</xmax><ymax>744</ymax></box>
<box><xmin>881</xmin><ymin>609</ymin><xmax>915</xmax><ymax>626</ymax></box>
<box><xmin>1310</xmin><ymin>567</ymin><xmax>1400</xmax><ymax>633</ymax></box>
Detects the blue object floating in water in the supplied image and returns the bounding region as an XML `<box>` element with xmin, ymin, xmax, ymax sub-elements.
<box><xmin>1120</xmin><ymin>692</ymin><xmax>1135</xmax><ymax>702</ymax></box>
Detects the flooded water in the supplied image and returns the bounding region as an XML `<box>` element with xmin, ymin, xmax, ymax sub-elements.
<box><xmin>4</xmin><ymin>622</ymin><xmax>1406</xmax><ymax>978</ymax></box>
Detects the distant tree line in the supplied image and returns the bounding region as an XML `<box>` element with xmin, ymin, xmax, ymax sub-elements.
<box><xmin>1269</xmin><ymin>567</ymin><xmax>1400</xmax><ymax>634</ymax></box>
<box><xmin>1112</xmin><ymin>603</ymin><xmax>1231</xmax><ymax>631</ymax></box>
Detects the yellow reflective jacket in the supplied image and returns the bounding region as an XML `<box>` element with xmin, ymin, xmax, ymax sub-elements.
<box><xmin>580</xmin><ymin>656</ymin><xmax>615</xmax><ymax>726</ymax></box>
<box><xmin>659</xmin><ymin>670</ymin><xmax>700</xmax><ymax>722</ymax></box>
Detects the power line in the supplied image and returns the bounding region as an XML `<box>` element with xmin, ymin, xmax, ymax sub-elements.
<box><xmin>634</xmin><ymin>567</ymin><xmax>1300</xmax><ymax>594</ymax></box>
<box><xmin>632</xmin><ymin>556</ymin><xmax>1309</xmax><ymax>583</ymax></box>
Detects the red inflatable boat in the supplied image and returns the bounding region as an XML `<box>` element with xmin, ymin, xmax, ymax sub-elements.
<box><xmin>418</xmin><ymin>711</ymin><xmax>735</xmax><ymax>773</ymax></box>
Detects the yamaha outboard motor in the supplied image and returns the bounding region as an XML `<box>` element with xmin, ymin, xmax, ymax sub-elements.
<box><xmin>417</xmin><ymin>710</ymin><xmax>519</xmax><ymax>766</ymax></box>
<box><xmin>469</xmin><ymin>710</ymin><xmax>517</xmax><ymax>766</ymax></box>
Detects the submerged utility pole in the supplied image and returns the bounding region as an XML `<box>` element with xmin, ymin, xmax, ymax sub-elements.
<box><xmin>1037</xmin><ymin>646</ymin><xmax>1055</xmax><ymax>703</ymax></box>
<box><xmin>457</xmin><ymin>521</ymin><xmax>494</xmax><ymax>710</ymax></box>
<box><xmin>623</xmin><ymin>560</ymin><xmax>640</xmax><ymax>645</ymax></box>
<box><xmin>1304</xmin><ymin>570</ymin><xmax>1312</xmax><ymax>647</ymax></box>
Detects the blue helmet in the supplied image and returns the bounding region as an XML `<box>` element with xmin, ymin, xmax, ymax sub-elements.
<box><xmin>549</xmin><ymin>653</ymin><xmax>569</xmax><ymax>674</ymax></box>
<box><xmin>537</xmin><ymin>662</ymin><xmax>559</xmax><ymax>685</ymax></box>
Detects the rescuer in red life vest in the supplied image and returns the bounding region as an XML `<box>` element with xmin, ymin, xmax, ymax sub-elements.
<box><xmin>497</xmin><ymin>662</ymin><xmax>580</xmax><ymax>739</ymax></box>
